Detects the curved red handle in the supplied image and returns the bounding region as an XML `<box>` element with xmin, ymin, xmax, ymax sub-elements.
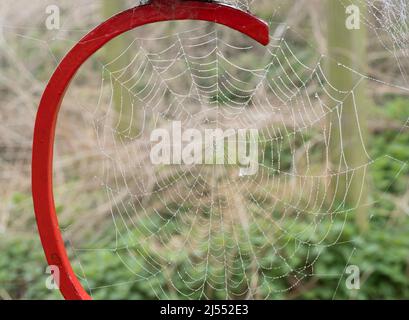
<box><xmin>32</xmin><ymin>0</ymin><xmax>269</xmax><ymax>300</ymax></box>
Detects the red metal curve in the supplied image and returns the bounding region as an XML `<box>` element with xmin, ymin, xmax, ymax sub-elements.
<box><xmin>32</xmin><ymin>0</ymin><xmax>269</xmax><ymax>300</ymax></box>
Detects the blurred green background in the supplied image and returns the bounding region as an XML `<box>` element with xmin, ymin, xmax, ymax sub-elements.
<box><xmin>0</xmin><ymin>0</ymin><xmax>408</xmax><ymax>300</ymax></box>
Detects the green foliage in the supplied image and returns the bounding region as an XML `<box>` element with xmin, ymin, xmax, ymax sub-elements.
<box><xmin>2</xmin><ymin>98</ymin><xmax>409</xmax><ymax>300</ymax></box>
<box><xmin>371</xmin><ymin>98</ymin><xmax>409</xmax><ymax>195</ymax></box>
<box><xmin>383</xmin><ymin>97</ymin><xmax>409</xmax><ymax>122</ymax></box>
<box><xmin>3</xmin><ymin>208</ymin><xmax>409</xmax><ymax>299</ymax></box>
<box><xmin>307</xmin><ymin>214</ymin><xmax>409</xmax><ymax>299</ymax></box>
<box><xmin>0</xmin><ymin>236</ymin><xmax>61</xmax><ymax>300</ymax></box>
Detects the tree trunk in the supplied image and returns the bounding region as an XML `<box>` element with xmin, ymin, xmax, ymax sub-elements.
<box><xmin>102</xmin><ymin>0</ymin><xmax>138</xmax><ymax>139</ymax></box>
<box><xmin>326</xmin><ymin>0</ymin><xmax>369</xmax><ymax>232</ymax></box>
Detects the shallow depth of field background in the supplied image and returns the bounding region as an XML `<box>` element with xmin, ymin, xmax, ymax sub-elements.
<box><xmin>1</xmin><ymin>0</ymin><xmax>409</xmax><ymax>300</ymax></box>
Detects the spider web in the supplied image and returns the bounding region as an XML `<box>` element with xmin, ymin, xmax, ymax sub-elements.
<box><xmin>355</xmin><ymin>0</ymin><xmax>409</xmax><ymax>82</ymax></box>
<box><xmin>365</xmin><ymin>0</ymin><xmax>409</xmax><ymax>55</ymax></box>
<box><xmin>51</xmin><ymin>1</ymin><xmax>409</xmax><ymax>300</ymax></box>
